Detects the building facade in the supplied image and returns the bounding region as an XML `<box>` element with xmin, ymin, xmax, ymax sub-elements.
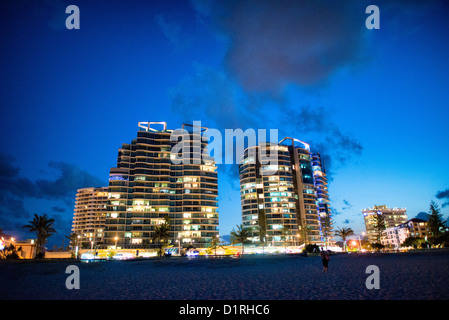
<box><xmin>397</xmin><ymin>218</ymin><xmax>430</xmax><ymax>244</ymax></box>
<box><xmin>71</xmin><ymin>187</ymin><xmax>108</xmax><ymax>248</ymax></box>
<box><xmin>363</xmin><ymin>205</ymin><xmax>408</xmax><ymax>243</ymax></box>
<box><xmin>381</xmin><ymin>218</ymin><xmax>430</xmax><ymax>248</ymax></box>
<box><xmin>103</xmin><ymin>122</ymin><xmax>219</xmax><ymax>249</ymax></box>
<box><xmin>312</xmin><ymin>153</ymin><xmax>332</xmax><ymax>245</ymax></box>
<box><xmin>381</xmin><ymin>227</ymin><xmax>401</xmax><ymax>248</ymax></box>
<box><xmin>239</xmin><ymin>138</ymin><xmax>330</xmax><ymax>246</ymax></box>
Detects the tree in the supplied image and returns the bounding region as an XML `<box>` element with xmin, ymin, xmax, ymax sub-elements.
<box><xmin>427</xmin><ymin>201</ymin><xmax>445</xmax><ymax>241</ymax></box>
<box><xmin>372</xmin><ymin>213</ymin><xmax>386</xmax><ymax>243</ymax></box>
<box><xmin>371</xmin><ymin>242</ymin><xmax>385</xmax><ymax>251</ymax></box>
<box><xmin>0</xmin><ymin>243</ymin><xmax>23</xmax><ymax>259</ymax></box>
<box><xmin>321</xmin><ymin>213</ymin><xmax>334</xmax><ymax>249</ymax></box>
<box><xmin>22</xmin><ymin>214</ymin><xmax>56</xmax><ymax>259</ymax></box>
<box><xmin>401</xmin><ymin>236</ymin><xmax>424</xmax><ymax>249</ymax></box>
<box><xmin>257</xmin><ymin>211</ymin><xmax>267</xmax><ymax>244</ymax></box>
<box><xmin>151</xmin><ymin>216</ymin><xmax>171</xmax><ymax>257</ymax></box>
<box><xmin>209</xmin><ymin>236</ymin><xmax>225</xmax><ymax>256</ymax></box>
<box><xmin>334</xmin><ymin>227</ymin><xmax>354</xmax><ymax>252</ymax></box>
<box><xmin>230</xmin><ymin>224</ymin><xmax>250</xmax><ymax>255</ymax></box>
<box><xmin>280</xmin><ymin>225</ymin><xmax>290</xmax><ymax>250</ymax></box>
<box><xmin>66</xmin><ymin>233</ymin><xmax>80</xmax><ymax>258</ymax></box>
<box><xmin>298</xmin><ymin>222</ymin><xmax>310</xmax><ymax>246</ymax></box>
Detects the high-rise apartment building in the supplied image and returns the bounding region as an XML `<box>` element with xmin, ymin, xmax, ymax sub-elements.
<box><xmin>363</xmin><ymin>205</ymin><xmax>408</xmax><ymax>242</ymax></box>
<box><xmin>103</xmin><ymin>122</ymin><xmax>219</xmax><ymax>249</ymax></box>
<box><xmin>71</xmin><ymin>187</ymin><xmax>108</xmax><ymax>248</ymax></box>
<box><xmin>312</xmin><ymin>153</ymin><xmax>332</xmax><ymax>243</ymax></box>
<box><xmin>239</xmin><ymin>137</ymin><xmax>330</xmax><ymax>246</ymax></box>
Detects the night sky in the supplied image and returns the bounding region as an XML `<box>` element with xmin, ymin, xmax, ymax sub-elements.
<box><xmin>1</xmin><ymin>0</ymin><xmax>448</xmax><ymax>248</ymax></box>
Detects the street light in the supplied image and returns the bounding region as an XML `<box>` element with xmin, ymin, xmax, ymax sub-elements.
<box><xmin>358</xmin><ymin>232</ymin><xmax>366</xmax><ymax>251</ymax></box>
<box><xmin>114</xmin><ymin>236</ymin><xmax>118</xmax><ymax>249</ymax></box>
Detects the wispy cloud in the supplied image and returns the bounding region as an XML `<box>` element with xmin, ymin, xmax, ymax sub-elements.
<box><xmin>436</xmin><ymin>188</ymin><xmax>449</xmax><ymax>208</ymax></box>
<box><xmin>155</xmin><ymin>14</ymin><xmax>190</xmax><ymax>50</ymax></box>
<box><xmin>342</xmin><ymin>200</ymin><xmax>353</xmax><ymax>211</ymax></box>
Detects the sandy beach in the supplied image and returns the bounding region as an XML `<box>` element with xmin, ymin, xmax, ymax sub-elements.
<box><xmin>1</xmin><ymin>250</ymin><xmax>448</xmax><ymax>300</ymax></box>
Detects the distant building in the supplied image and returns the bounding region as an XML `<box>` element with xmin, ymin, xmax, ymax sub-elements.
<box><xmin>363</xmin><ymin>205</ymin><xmax>408</xmax><ymax>242</ymax></box>
<box><xmin>71</xmin><ymin>187</ymin><xmax>108</xmax><ymax>248</ymax></box>
<box><xmin>0</xmin><ymin>238</ymin><xmax>36</xmax><ymax>259</ymax></box>
<box><xmin>381</xmin><ymin>218</ymin><xmax>430</xmax><ymax>248</ymax></box>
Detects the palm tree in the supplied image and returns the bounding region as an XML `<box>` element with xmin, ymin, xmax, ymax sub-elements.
<box><xmin>209</xmin><ymin>235</ymin><xmax>224</xmax><ymax>256</ymax></box>
<box><xmin>230</xmin><ymin>224</ymin><xmax>250</xmax><ymax>256</ymax></box>
<box><xmin>151</xmin><ymin>217</ymin><xmax>171</xmax><ymax>257</ymax></box>
<box><xmin>23</xmin><ymin>214</ymin><xmax>56</xmax><ymax>259</ymax></box>
<box><xmin>334</xmin><ymin>227</ymin><xmax>354</xmax><ymax>252</ymax></box>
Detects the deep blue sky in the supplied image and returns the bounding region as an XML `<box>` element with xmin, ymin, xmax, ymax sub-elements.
<box><xmin>1</xmin><ymin>0</ymin><xmax>448</xmax><ymax>247</ymax></box>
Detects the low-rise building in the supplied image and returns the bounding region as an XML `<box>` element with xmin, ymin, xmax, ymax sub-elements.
<box><xmin>397</xmin><ymin>218</ymin><xmax>430</xmax><ymax>243</ymax></box>
<box><xmin>380</xmin><ymin>218</ymin><xmax>430</xmax><ymax>248</ymax></box>
<box><xmin>0</xmin><ymin>238</ymin><xmax>36</xmax><ymax>259</ymax></box>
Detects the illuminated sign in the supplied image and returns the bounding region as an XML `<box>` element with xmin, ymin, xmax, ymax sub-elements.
<box><xmin>138</xmin><ymin>122</ymin><xmax>167</xmax><ymax>132</ymax></box>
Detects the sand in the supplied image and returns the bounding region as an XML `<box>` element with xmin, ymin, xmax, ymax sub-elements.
<box><xmin>1</xmin><ymin>250</ymin><xmax>448</xmax><ymax>300</ymax></box>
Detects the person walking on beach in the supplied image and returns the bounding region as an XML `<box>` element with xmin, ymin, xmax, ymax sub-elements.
<box><xmin>320</xmin><ymin>248</ymin><xmax>330</xmax><ymax>273</ymax></box>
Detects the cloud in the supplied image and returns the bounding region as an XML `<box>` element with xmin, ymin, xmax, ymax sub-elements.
<box><xmin>35</xmin><ymin>161</ymin><xmax>104</xmax><ymax>204</ymax></box>
<box><xmin>51</xmin><ymin>206</ymin><xmax>66</xmax><ymax>213</ymax></box>
<box><xmin>0</xmin><ymin>153</ymin><xmax>20</xmax><ymax>178</ymax></box>
<box><xmin>191</xmin><ymin>0</ymin><xmax>444</xmax><ymax>93</ymax></box>
<box><xmin>436</xmin><ymin>188</ymin><xmax>449</xmax><ymax>208</ymax></box>
<box><xmin>330</xmin><ymin>207</ymin><xmax>342</xmax><ymax>216</ymax></box>
<box><xmin>192</xmin><ymin>0</ymin><xmax>370</xmax><ymax>93</ymax></box>
<box><xmin>155</xmin><ymin>14</ymin><xmax>190</xmax><ymax>50</ymax></box>
<box><xmin>0</xmin><ymin>153</ymin><xmax>104</xmax><ymax>234</ymax></box>
<box><xmin>169</xmin><ymin>63</ymin><xmax>266</xmax><ymax>130</ymax></box>
<box><xmin>170</xmin><ymin>1</ymin><xmax>367</xmax><ymax>180</ymax></box>
<box><xmin>283</xmin><ymin>104</ymin><xmax>363</xmax><ymax>177</ymax></box>
<box><xmin>169</xmin><ymin>65</ymin><xmax>362</xmax><ymax>176</ymax></box>
<box><xmin>342</xmin><ymin>200</ymin><xmax>353</xmax><ymax>211</ymax></box>
<box><xmin>415</xmin><ymin>212</ymin><xmax>428</xmax><ymax>220</ymax></box>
